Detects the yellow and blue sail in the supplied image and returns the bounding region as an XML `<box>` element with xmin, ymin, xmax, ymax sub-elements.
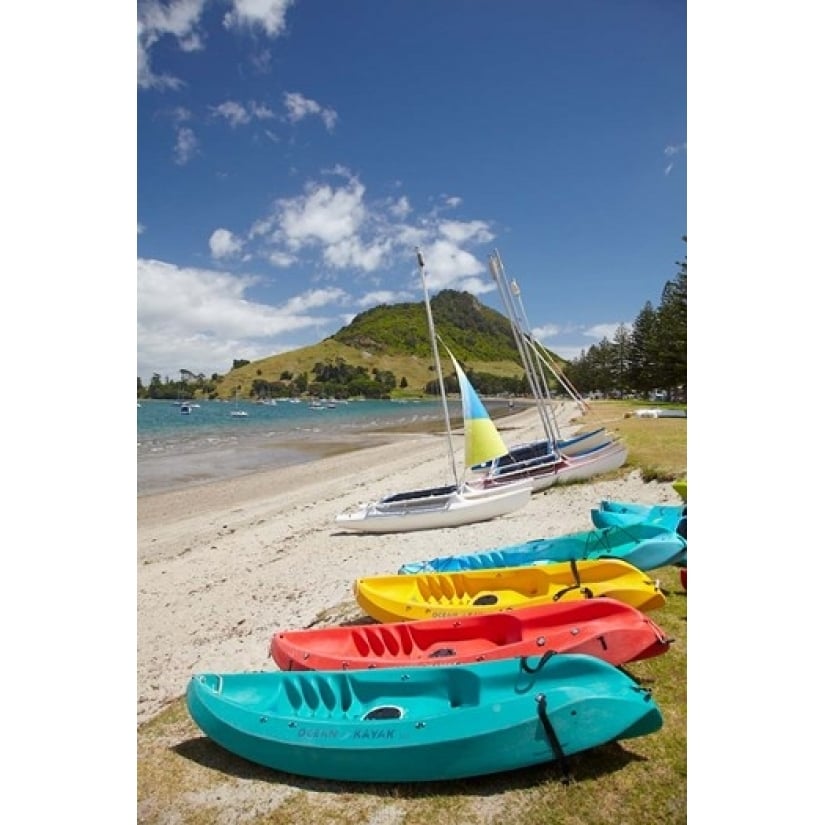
<box><xmin>446</xmin><ymin>349</ymin><xmax>509</xmax><ymax>469</ymax></box>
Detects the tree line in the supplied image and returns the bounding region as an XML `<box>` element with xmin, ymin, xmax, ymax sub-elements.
<box><xmin>562</xmin><ymin>238</ymin><xmax>687</xmax><ymax>401</ymax></box>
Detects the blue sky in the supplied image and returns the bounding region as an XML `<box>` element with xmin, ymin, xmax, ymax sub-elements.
<box><xmin>137</xmin><ymin>0</ymin><xmax>686</xmax><ymax>383</ymax></box>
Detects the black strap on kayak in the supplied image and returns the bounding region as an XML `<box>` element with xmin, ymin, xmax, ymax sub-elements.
<box><xmin>520</xmin><ymin>650</ymin><xmax>557</xmax><ymax>673</ymax></box>
<box><xmin>552</xmin><ymin>560</ymin><xmax>594</xmax><ymax>602</ymax></box>
<box><xmin>519</xmin><ymin>654</ymin><xmax>571</xmax><ymax>783</ymax></box>
<box><xmin>535</xmin><ymin>692</ymin><xmax>571</xmax><ymax>784</ymax></box>
<box><xmin>570</xmin><ymin>558</ymin><xmax>582</xmax><ymax>586</ymax></box>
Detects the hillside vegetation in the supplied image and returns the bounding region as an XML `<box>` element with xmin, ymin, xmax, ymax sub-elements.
<box><xmin>214</xmin><ymin>291</ymin><xmax>557</xmax><ymax>400</ymax></box>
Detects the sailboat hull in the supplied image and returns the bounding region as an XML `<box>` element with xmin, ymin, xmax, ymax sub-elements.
<box><xmin>469</xmin><ymin>429</ymin><xmax>610</xmax><ymax>473</ymax></box>
<box><xmin>473</xmin><ymin>440</ymin><xmax>628</xmax><ymax>493</ymax></box>
<box><xmin>334</xmin><ymin>481</ymin><xmax>532</xmax><ymax>534</ymax></box>
<box><xmin>553</xmin><ymin>428</ymin><xmax>611</xmax><ymax>456</ymax></box>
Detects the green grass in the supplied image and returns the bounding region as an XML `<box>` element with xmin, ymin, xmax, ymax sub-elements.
<box><xmin>571</xmin><ymin>399</ymin><xmax>687</xmax><ymax>482</ymax></box>
<box><xmin>137</xmin><ymin>401</ymin><xmax>688</xmax><ymax>824</ymax></box>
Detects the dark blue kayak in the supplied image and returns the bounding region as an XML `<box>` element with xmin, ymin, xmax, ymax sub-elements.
<box><xmin>187</xmin><ymin>653</ymin><xmax>662</xmax><ymax>783</ymax></box>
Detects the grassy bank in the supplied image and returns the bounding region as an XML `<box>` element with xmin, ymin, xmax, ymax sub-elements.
<box><xmin>571</xmin><ymin>399</ymin><xmax>687</xmax><ymax>482</ymax></box>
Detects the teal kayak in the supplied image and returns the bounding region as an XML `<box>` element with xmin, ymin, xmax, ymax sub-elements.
<box><xmin>590</xmin><ymin>500</ymin><xmax>685</xmax><ymax>532</ymax></box>
<box><xmin>187</xmin><ymin>653</ymin><xmax>662</xmax><ymax>783</ymax></box>
<box><xmin>397</xmin><ymin>522</ymin><xmax>686</xmax><ymax>575</ymax></box>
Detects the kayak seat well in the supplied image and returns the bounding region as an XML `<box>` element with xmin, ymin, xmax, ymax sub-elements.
<box><xmin>413</xmin><ymin>614</ymin><xmax>523</xmax><ymax>654</ymax></box>
<box><xmin>355</xmin><ymin>669</ymin><xmax>482</xmax><ymax>712</ymax></box>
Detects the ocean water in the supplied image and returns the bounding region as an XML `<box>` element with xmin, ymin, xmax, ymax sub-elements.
<box><xmin>136</xmin><ymin>397</ymin><xmax>487</xmax><ymax>495</ymax></box>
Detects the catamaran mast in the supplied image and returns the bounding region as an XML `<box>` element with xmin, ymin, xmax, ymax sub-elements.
<box><xmin>416</xmin><ymin>248</ymin><xmax>459</xmax><ymax>487</ymax></box>
<box><xmin>488</xmin><ymin>249</ymin><xmax>557</xmax><ymax>443</ymax></box>
<box><xmin>523</xmin><ymin>334</ymin><xmax>590</xmax><ymax>414</ymax></box>
<box><xmin>507</xmin><ymin>275</ymin><xmax>564</xmax><ymax>438</ymax></box>
<box><xmin>505</xmin><ymin>267</ymin><xmax>591</xmax><ymax>414</ymax></box>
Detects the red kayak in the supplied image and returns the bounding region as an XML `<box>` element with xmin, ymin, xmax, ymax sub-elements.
<box><xmin>680</xmin><ymin>568</ymin><xmax>687</xmax><ymax>591</ymax></box>
<box><xmin>271</xmin><ymin>598</ymin><xmax>672</xmax><ymax>672</ymax></box>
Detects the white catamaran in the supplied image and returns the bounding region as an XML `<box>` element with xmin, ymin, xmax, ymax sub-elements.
<box><xmin>467</xmin><ymin>249</ymin><xmax>627</xmax><ymax>493</ymax></box>
<box><xmin>334</xmin><ymin>250</ymin><xmax>532</xmax><ymax>533</ymax></box>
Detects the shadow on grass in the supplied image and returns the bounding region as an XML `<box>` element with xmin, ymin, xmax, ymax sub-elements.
<box><xmin>173</xmin><ymin>736</ymin><xmax>646</xmax><ymax>797</ymax></box>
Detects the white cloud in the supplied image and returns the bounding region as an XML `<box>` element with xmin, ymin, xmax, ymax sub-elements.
<box><xmin>268</xmin><ymin>250</ymin><xmax>297</xmax><ymax>267</ymax></box>
<box><xmin>417</xmin><ymin>239</ymin><xmax>486</xmax><ymax>290</ymax></box>
<box><xmin>174</xmin><ymin>127</ymin><xmax>198</xmax><ymax>164</ymax></box>
<box><xmin>171</xmin><ymin>106</ymin><xmax>192</xmax><ymax>123</ymax></box>
<box><xmin>439</xmin><ymin>219</ymin><xmax>494</xmax><ymax>245</ymax></box>
<box><xmin>324</xmin><ymin>237</ymin><xmax>390</xmax><ymax>271</ymax></box>
<box><xmin>137</xmin><ymin>0</ymin><xmax>208</xmax><ymax>89</ymax></box>
<box><xmin>212</xmin><ymin>100</ymin><xmax>275</xmax><ymax>126</ymax></box>
<box><xmin>249</xmin><ymin>101</ymin><xmax>275</xmax><ymax>119</ymax></box>
<box><xmin>532</xmin><ymin>323</ymin><xmax>562</xmax><ymax>340</ymax></box>
<box><xmin>282</xmin><ymin>287</ymin><xmax>347</xmax><ymax>313</ymax></box>
<box><xmin>209</xmin><ymin>228</ymin><xmax>244</xmax><ymax>259</ymax></box>
<box><xmin>283</xmin><ymin>91</ymin><xmax>338</xmax><ymax>131</ymax></box>
<box><xmin>223</xmin><ymin>0</ymin><xmax>294</xmax><ymax>37</ymax></box>
<box><xmin>389</xmin><ymin>196</ymin><xmax>411</xmax><ymax>218</ymax></box>
<box><xmin>278</xmin><ymin>177</ymin><xmax>367</xmax><ymax>248</ymax></box>
<box><xmin>664</xmin><ymin>142</ymin><xmax>686</xmax><ymax>175</ymax></box>
<box><xmin>212</xmin><ymin>101</ymin><xmax>251</xmax><ymax>127</ymax></box>
<box><xmin>585</xmin><ymin>322</ymin><xmax>622</xmax><ymax>341</ymax></box>
<box><xmin>139</xmin><ymin>0</ymin><xmax>294</xmax><ymax>89</ymax></box>
<box><xmin>355</xmin><ymin>290</ymin><xmax>415</xmax><ymax>308</ymax></box>
<box><xmin>548</xmin><ymin>345</ymin><xmax>592</xmax><ymax>362</ymax></box>
<box><xmin>137</xmin><ymin>258</ymin><xmax>347</xmax><ymax>381</ymax></box>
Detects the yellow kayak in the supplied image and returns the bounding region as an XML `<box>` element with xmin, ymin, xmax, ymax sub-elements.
<box><xmin>354</xmin><ymin>559</ymin><xmax>665</xmax><ymax>623</ymax></box>
<box><xmin>672</xmin><ymin>479</ymin><xmax>687</xmax><ymax>502</ymax></box>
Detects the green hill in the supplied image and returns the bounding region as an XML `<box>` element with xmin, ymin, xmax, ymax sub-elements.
<box><xmin>333</xmin><ymin>289</ymin><xmax>521</xmax><ymax>362</ymax></box>
<box><xmin>214</xmin><ymin>290</ymin><xmax>564</xmax><ymax>399</ymax></box>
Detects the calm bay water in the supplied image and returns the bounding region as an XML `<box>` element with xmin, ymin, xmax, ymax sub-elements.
<box><xmin>136</xmin><ymin>397</ymin><xmax>485</xmax><ymax>496</ymax></box>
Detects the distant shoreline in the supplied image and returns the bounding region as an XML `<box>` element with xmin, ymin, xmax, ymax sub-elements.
<box><xmin>137</xmin><ymin>400</ymin><xmax>536</xmax><ymax>497</ymax></box>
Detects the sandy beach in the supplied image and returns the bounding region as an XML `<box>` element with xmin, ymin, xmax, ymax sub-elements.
<box><xmin>137</xmin><ymin>401</ymin><xmax>683</xmax><ymax>726</ymax></box>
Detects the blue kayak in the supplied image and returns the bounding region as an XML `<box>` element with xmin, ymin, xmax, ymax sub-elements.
<box><xmin>590</xmin><ymin>500</ymin><xmax>685</xmax><ymax>532</ymax></box>
<box><xmin>397</xmin><ymin>522</ymin><xmax>686</xmax><ymax>575</ymax></box>
<box><xmin>187</xmin><ymin>653</ymin><xmax>662</xmax><ymax>783</ymax></box>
